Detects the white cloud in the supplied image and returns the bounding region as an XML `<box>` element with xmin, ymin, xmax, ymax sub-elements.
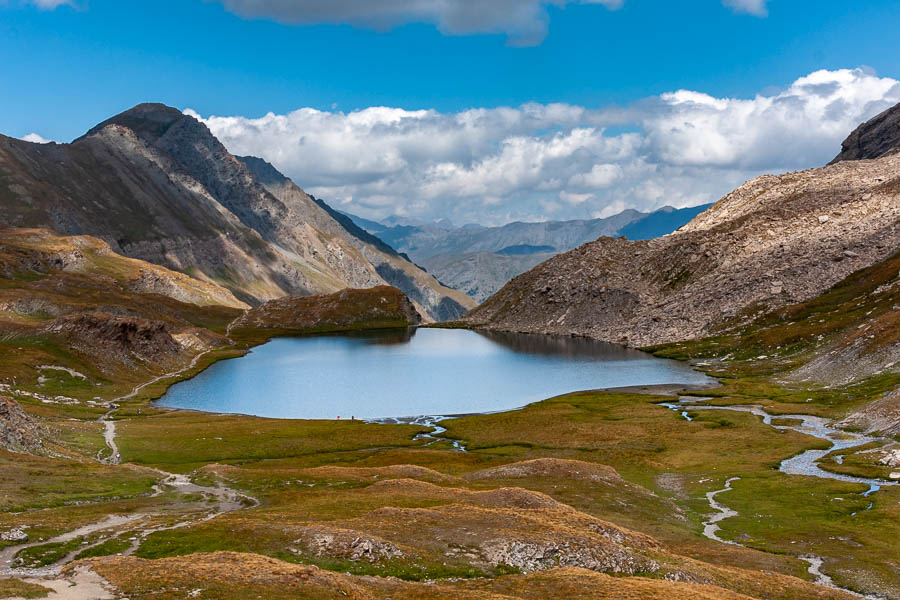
<box><xmin>723</xmin><ymin>0</ymin><xmax>769</xmax><ymax>17</ymax></box>
<box><xmin>24</xmin><ymin>0</ymin><xmax>73</xmax><ymax>8</ymax></box>
<box><xmin>21</xmin><ymin>133</ymin><xmax>51</xmax><ymax>144</ymax></box>
<box><xmin>559</xmin><ymin>191</ymin><xmax>593</xmax><ymax>205</ymax></box>
<box><xmin>568</xmin><ymin>163</ymin><xmax>622</xmax><ymax>188</ymax></box>
<box><xmin>189</xmin><ymin>68</ymin><xmax>900</xmax><ymax>226</ymax></box>
<box><xmin>216</xmin><ymin>0</ymin><xmax>622</xmax><ymax>45</ymax></box>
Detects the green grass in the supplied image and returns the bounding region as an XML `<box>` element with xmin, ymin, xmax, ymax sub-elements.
<box><xmin>718</xmin><ymin>473</ymin><xmax>900</xmax><ymax>595</ymax></box>
<box><xmin>14</xmin><ymin>537</ymin><xmax>84</xmax><ymax>569</ymax></box>
<box><xmin>0</xmin><ymin>451</ymin><xmax>158</xmax><ymax>512</ymax></box>
<box><xmin>116</xmin><ymin>411</ymin><xmax>429</xmax><ymax>472</ymax></box>
<box><xmin>74</xmin><ymin>535</ymin><xmax>134</xmax><ymax>560</ymax></box>
<box><xmin>439</xmin><ymin>391</ymin><xmax>827</xmax><ymax>487</ymax></box>
<box><xmin>0</xmin><ymin>579</ymin><xmax>51</xmax><ymax>599</ymax></box>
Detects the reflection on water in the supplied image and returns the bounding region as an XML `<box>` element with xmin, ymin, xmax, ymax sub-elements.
<box><xmin>477</xmin><ymin>330</ymin><xmax>648</xmax><ymax>361</ymax></box>
<box><xmin>159</xmin><ymin>328</ymin><xmax>711</xmax><ymax>420</ymax></box>
<box><xmin>350</xmin><ymin>327</ymin><xmax>417</xmax><ymax>346</ymax></box>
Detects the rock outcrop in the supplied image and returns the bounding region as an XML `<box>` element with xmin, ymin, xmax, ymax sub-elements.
<box><xmin>230</xmin><ymin>285</ymin><xmax>421</xmax><ymax>334</ymax></box>
<box><xmin>839</xmin><ymin>389</ymin><xmax>900</xmax><ymax>437</ymax></box>
<box><xmin>40</xmin><ymin>313</ymin><xmax>187</xmax><ymax>372</ymax></box>
<box><xmin>0</xmin><ymin>395</ymin><xmax>45</xmax><ymax>455</ymax></box>
<box><xmin>830</xmin><ymin>101</ymin><xmax>900</xmax><ymax>163</ymax></box>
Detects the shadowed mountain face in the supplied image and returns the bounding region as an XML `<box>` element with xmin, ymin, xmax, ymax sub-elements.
<box><xmin>0</xmin><ymin>103</ymin><xmax>473</xmax><ymax>320</ymax></box>
<box><xmin>830</xmin><ymin>101</ymin><xmax>900</xmax><ymax>163</ymax></box>
<box><xmin>464</xmin><ymin>103</ymin><xmax>900</xmax><ymax>348</ymax></box>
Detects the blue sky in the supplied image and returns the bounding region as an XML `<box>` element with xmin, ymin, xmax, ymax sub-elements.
<box><xmin>3</xmin><ymin>0</ymin><xmax>900</xmax><ymax>224</ymax></box>
<box><xmin>3</xmin><ymin>0</ymin><xmax>899</xmax><ymax>140</ymax></box>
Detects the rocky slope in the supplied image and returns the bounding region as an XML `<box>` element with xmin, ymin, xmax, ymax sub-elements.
<box><xmin>419</xmin><ymin>251</ymin><xmax>553</xmax><ymax>303</ymax></box>
<box><xmin>237</xmin><ymin>156</ymin><xmax>472</xmax><ymax>321</ymax></box>
<box><xmin>0</xmin><ymin>226</ymin><xmax>243</xmax><ymax>399</ymax></box>
<box><xmin>0</xmin><ymin>103</ymin><xmax>471</xmax><ymax>320</ymax></box>
<box><xmin>0</xmin><ymin>395</ymin><xmax>45</xmax><ymax>455</ymax></box>
<box><xmin>464</xmin><ymin>107</ymin><xmax>900</xmax><ymax>349</ymax></box>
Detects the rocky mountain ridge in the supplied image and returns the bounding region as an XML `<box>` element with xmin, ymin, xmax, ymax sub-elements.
<box><xmin>238</xmin><ymin>156</ymin><xmax>472</xmax><ymax>320</ymax></box>
<box><xmin>464</xmin><ymin>105</ymin><xmax>900</xmax><ymax>351</ymax></box>
<box><xmin>0</xmin><ymin>103</ymin><xmax>472</xmax><ymax>321</ymax></box>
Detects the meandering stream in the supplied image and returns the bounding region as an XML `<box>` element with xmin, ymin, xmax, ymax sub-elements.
<box><xmin>663</xmin><ymin>396</ymin><xmax>896</xmax><ymax>598</ymax></box>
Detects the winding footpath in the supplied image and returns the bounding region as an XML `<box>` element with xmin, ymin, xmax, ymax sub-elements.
<box><xmin>2</xmin><ymin>313</ymin><xmax>256</xmax><ymax>596</ymax></box>
<box><xmin>97</xmin><ymin>339</ymin><xmax>230</xmax><ymax>464</ymax></box>
<box><xmin>663</xmin><ymin>396</ymin><xmax>896</xmax><ymax>599</ymax></box>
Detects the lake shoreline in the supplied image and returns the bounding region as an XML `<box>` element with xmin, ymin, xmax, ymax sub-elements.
<box><xmin>153</xmin><ymin>328</ymin><xmax>714</xmax><ymax>421</ymax></box>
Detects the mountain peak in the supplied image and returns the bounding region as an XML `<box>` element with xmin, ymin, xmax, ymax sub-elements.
<box><xmin>830</xmin><ymin>101</ymin><xmax>900</xmax><ymax>164</ymax></box>
<box><xmin>77</xmin><ymin>102</ymin><xmax>187</xmax><ymax>144</ymax></box>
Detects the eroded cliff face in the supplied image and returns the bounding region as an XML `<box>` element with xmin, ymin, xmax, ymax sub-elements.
<box><xmin>0</xmin><ymin>103</ymin><xmax>473</xmax><ymax>320</ymax></box>
<box><xmin>464</xmin><ymin>111</ymin><xmax>900</xmax><ymax>348</ymax></box>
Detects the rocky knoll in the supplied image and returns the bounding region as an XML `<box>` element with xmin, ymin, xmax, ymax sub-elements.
<box><xmin>0</xmin><ymin>103</ymin><xmax>470</xmax><ymax>320</ymax></box>
<box><xmin>40</xmin><ymin>312</ymin><xmax>191</xmax><ymax>373</ymax></box>
<box><xmin>230</xmin><ymin>285</ymin><xmax>421</xmax><ymax>335</ymax></box>
<box><xmin>464</xmin><ymin>107</ymin><xmax>900</xmax><ymax>347</ymax></box>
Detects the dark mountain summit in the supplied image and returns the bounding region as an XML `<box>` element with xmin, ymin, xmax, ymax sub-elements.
<box><xmin>830</xmin><ymin>101</ymin><xmax>900</xmax><ymax>163</ymax></box>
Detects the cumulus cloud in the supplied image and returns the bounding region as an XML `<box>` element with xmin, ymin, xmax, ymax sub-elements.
<box><xmin>188</xmin><ymin>68</ymin><xmax>900</xmax><ymax>225</ymax></box>
<box><xmin>723</xmin><ymin>0</ymin><xmax>769</xmax><ymax>17</ymax></box>
<box><xmin>216</xmin><ymin>0</ymin><xmax>621</xmax><ymax>45</ymax></box>
<box><xmin>21</xmin><ymin>133</ymin><xmax>52</xmax><ymax>143</ymax></box>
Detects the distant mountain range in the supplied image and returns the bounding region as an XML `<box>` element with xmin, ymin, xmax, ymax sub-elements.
<box><xmin>0</xmin><ymin>103</ymin><xmax>474</xmax><ymax>321</ymax></box>
<box><xmin>342</xmin><ymin>204</ymin><xmax>712</xmax><ymax>302</ymax></box>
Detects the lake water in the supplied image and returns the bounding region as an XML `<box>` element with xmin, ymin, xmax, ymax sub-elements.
<box><xmin>157</xmin><ymin>328</ymin><xmax>711</xmax><ymax>420</ymax></box>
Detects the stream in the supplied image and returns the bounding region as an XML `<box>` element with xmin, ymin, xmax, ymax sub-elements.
<box><xmin>663</xmin><ymin>396</ymin><xmax>896</xmax><ymax>598</ymax></box>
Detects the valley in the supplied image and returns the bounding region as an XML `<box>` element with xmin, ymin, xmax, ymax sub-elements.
<box><xmin>345</xmin><ymin>204</ymin><xmax>710</xmax><ymax>302</ymax></box>
<box><xmin>1</xmin><ymin>101</ymin><xmax>899</xmax><ymax>600</ymax></box>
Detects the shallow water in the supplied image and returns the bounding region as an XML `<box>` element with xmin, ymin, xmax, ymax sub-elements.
<box><xmin>158</xmin><ymin>328</ymin><xmax>711</xmax><ymax>420</ymax></box>
<box><xmin>665</xmin><ymin>399</ymin><xmax>897</xmax><ymax>491</ymax></box>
